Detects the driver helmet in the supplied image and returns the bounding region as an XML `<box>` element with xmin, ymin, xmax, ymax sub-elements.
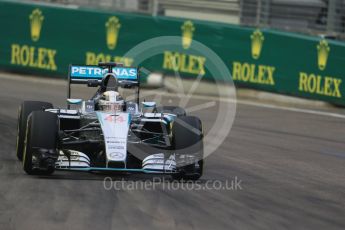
<box><xmin>98</xmin><ymin>91</ymin><xmax>124</xmax><ymax>112</ymax></box>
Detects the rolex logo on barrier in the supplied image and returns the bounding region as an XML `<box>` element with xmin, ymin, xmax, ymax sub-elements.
<box><xmin>105</xmin><ymin>16</ymin><xmax>121</xmax><ymax>50</ymax></box>
<box><xmin>162</xmin><ymin>21</ymin><xmax>206</xmax><ymax>75</ymax></box>
<box><xmin>181</xmin><ymin>20</ymin><xmax>195</xmax><ymax>50</ymax></box>
<box><xmin>231</xmin><ymin>29</ymin><xmax>276</xmax><ymax>86</ymax></box>
<box><xmin>298</xmin><ymin>39</ymin><xmax>342</xmax><ymax>98</ymax></box>
<box><xmin>10</xmin><ymin>8</ymin><xmax>58</xmax><ymax>71</ymax></box>
<box><xmin>29</xmin><ymin>9</ymin><xmax>44</xmax><ymax>42</ymax></box>
<box><xmin>317</xmin><ymin>39</ymin><xmax>330</xmax><ymax>71</ymax></box>
<box><xmin>251</xmin><ymin>29</ymin><xmax>264</xmax><ymax>59</ymax></box>
<box><xmin>85</xmin><ymin>16</ymin><xmax>132</xmax><ymax>66</ymax></box>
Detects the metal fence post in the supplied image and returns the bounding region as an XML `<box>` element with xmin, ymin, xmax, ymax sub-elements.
<box><xmin>151</xmin><ymin>0</ymin><xmax>158</xmax><ymax>17</ymax></box>
<box><xmin>256</xmin><ymin>0</ymin><xmax>262</xmax><ymax>26</ymax></box>
<box><xmin>326</xmin><ymin>0</ymin><xmax>337</xmax><ymax>33</ymax></box>
<box><xmin>256</xmin><ymin>0</ymin><xmax>271</xmax><ymax>27</ymax></box>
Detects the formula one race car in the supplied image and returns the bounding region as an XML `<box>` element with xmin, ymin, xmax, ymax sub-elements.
<box><xmin>16</xmin><ymin>63</ymin><xmax>204</xmax><ymax>180</ymax></box>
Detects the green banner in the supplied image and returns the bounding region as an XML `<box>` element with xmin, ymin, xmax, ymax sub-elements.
<box><xmin>0</xmin><ymin>1</ymin><xmax>345</xmax><ymax>105</ymax></box>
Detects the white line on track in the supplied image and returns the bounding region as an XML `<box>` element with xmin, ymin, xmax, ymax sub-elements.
<box><xmin>1</xmin><ymin>73</ymin><xmax>345</xmax><ymax>119</ymax></box>
<box><xmin>154</xmin><ymin>91</ymin><xmax>345</xmax><ymax>119</ymax></box>
<box><xmin>237</xmin><ymin>99</ymin><xmax>345</xmax><ymax>119</ymax></box>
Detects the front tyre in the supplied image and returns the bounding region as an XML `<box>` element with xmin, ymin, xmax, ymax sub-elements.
<box><xmin>23</xmin><ymin>111</ymin><xmax>58</xmax><ymax>175</ymax></box>
<box><xmin>16</xmin><ymin>101</ymin><xmax>53</xmax><ymax>161</ymax></box>
<box><xmin>172</xmin><ymin>116</ymin><xmax>204</xmax><ymax>181</ymax></box>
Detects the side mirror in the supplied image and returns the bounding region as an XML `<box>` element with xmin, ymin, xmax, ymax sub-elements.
<box><xmin>67</xmin><ymin>99</ymin><xmax>83</xmax><ymax>105</ymax></box>
<box><xmin>142</xmin><ymin>102</ymin><xmax>156</xmax><ymax>108</ymax></box>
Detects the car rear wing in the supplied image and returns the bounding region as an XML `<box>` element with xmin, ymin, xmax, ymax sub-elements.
<box><xmin>67</xmin><ymin>63</ymin><xmax>140</xmax><ymax>100</ymax></box>
<box><xmin>68</xmin><ymin>64</ymin><xmax>139</xmax><ymax>84</ymax></box>
<box><xmin>67</xmin><ymin>62</ymin><xmax>140</xmax><ymax>107</ymax></box>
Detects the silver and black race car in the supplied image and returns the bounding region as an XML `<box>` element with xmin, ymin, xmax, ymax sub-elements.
<box><xmin>16</xmin><ymin>63</ymin><xmax>204</xmax><ymax>180</ymax></box>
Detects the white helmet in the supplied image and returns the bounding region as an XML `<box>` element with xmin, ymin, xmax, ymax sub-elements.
<box><xmin>98</xmin><ymin>91</ymin><xmax>124</xmax><ymax>112</ymax></box>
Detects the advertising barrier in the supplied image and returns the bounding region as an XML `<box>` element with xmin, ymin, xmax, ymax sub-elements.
<box><xmin>0</xmin><ymin>1</ymin><xmax>344</xmax><ymax>105</ymax></box>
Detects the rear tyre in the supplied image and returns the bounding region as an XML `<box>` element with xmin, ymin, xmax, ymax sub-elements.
<box><xmin>23</xmin><ymin>111</ymin><xmax>58</xmax><ymax>175</ymax></box>
<box><xmin>156</xmin><ymin>106</ymin><xmax>186</xmax><ymax>117</ymax></box>
<box><xmin>16</xmin><ymin>101</ymin><xmax>53</xmax><ymax>161</ymax></box>
<box><xmin>172</xmin><ymin>116</ymin><xmax>204</xmax><ymax>181</ymax></box>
